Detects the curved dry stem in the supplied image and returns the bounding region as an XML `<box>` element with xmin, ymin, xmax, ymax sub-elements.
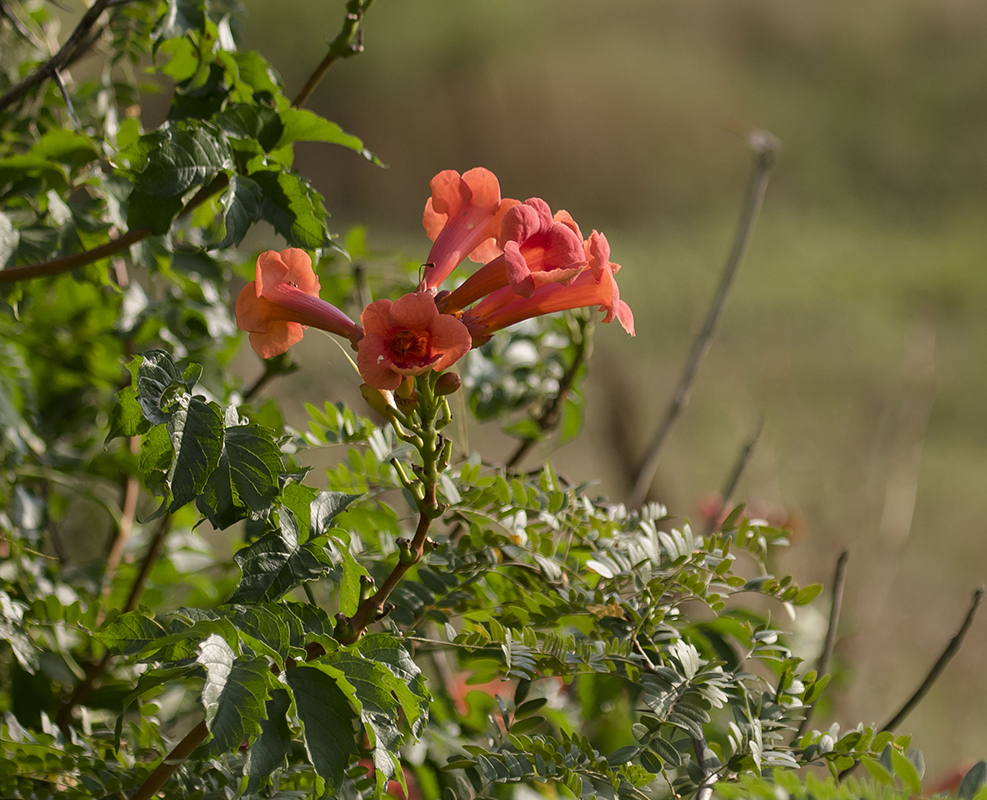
<box><xmin>630</xmin><ymin>130</ymin><xmax>779</xmax><ymax>508</ymax></box>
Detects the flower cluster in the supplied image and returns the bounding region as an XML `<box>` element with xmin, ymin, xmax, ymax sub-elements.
<box><xmin>235</xmin><ymin>168</ymin><xmax>634</xmax><ymax>391</ymax></box>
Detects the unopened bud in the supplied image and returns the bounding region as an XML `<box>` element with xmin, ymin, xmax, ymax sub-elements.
<box><xmin>360</xmin><ymin>384</ymin><xmax>398</xmax><ymax>420</ymax></box>
<box><xmin>434</xmin><ymin>372</ymin><xmax>462</xmax><ymax>396</ymax></box>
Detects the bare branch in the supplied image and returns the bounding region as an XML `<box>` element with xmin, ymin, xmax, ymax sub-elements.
<box><xmin>629</xmin><ymin>130</ymin><xmax>779</xmax><ymax>508</ymax></box>
<box><xmin>839</xmin><ymin>588</ymin><xmax>984</xmax><ymax>780</ymax></box>
<box><xmin>0</xmin><ymin>0</ymin><xmax>115</xmax><ymax>114</ymax></box>
<box><xmin>291</xmin><ymin>0</ymin><xmax>375</xmax><ymax>108</ymax></box>
<box><xmin>702</xmin><ymin>416</ymin><xmax>763</xmax><ymax>536</ymax></box>
<box><xmin>795</xmin><ymin>549</ymin><xmax>849</xmax><ymax>741</ymax></box>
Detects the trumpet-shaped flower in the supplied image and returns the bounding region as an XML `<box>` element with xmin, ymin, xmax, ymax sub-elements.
<box><xmin>421</xmin><ymin>168</ymin><xmax>518</xmax><ymax>291</ymax></box>
<box><xmin>235</xmin><ymin>249</ymin><xmax>363</xmax><ymax>358</ymax></box>
<box><xmin>357</xmin><ymin>291</ymin><xmax>472</xmax><ymax>390</ymax></box>
<box><xmin>440</xmin><ymin>198</ymin><xmax>587</xmax><ymax>314</ymax></box>
<box><xmin>464</xmin><ymin>230</ymin><xmax>634</xmax><ymax>344</ymax></box>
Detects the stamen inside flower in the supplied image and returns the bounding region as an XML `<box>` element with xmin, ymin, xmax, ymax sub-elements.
<box><xmin>389</xmin><ymin>330</ymin><xmax>430</xmax><ymax>362</ymax></box>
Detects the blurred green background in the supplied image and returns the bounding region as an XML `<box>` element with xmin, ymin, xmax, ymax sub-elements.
<box><xmin>236</xmin><ymin>0</ymin><xmax>987</xmax><ymax>778</ymax></box>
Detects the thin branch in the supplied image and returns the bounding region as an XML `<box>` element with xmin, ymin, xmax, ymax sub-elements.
<box><xmin>0</xmin><ymin>0</ymin><xmax>114</xmax><ymax>113</ymax></box>
<box><xmin>839</xmin><ymin>588</ymin><xmax>984</xmax><ymax>780</ymax></box>
<box><xmin>0</xmin><ymin>0</ymin><xmax>44</xmax><ymax>47</ymax></box>
<box><xmin>881</xmin><ymin>587</ymin><xmax>983</xmax><ymax>734</ymax></box>
<box><xmin>506</xmin><ymin>318</ymin><xmax>593</xmax><ymax>470</ymax></box>
<box><xmin>100</xmin><ymin>437</ymin><xmax>141</xmax><ymax>607</ymax></box>
<box><xmin>56</xmin><ymin>513</ymin><xmax>173</xmax><ymax>731</ymax></box>
<box><xmin>291</xmin><ymin>0</ymin><xmax>375</xmax><ymax>108</ymax></box>
<box><xmin>0</xmin><ymin>0</ymin><xmax>374</xmax><ymax>286</ymax></box>
<box><xmin>702</xmin><ymin>416</ymin><xmax>763</xmax><ymax>536</ymax></box>
<box><xmin>795</xmin><ymin>549</ymin><xmax>849</xmax><ymax>741</ymax></box>
<box><xmin>629</xmin><ymin>130</ymin><xmax>780</xmax><ymax>508</ymax></box>
<box><xmin>129</xmin><ymin>720</ymin><xmax>209</xmax><ymax>800</ymax></box>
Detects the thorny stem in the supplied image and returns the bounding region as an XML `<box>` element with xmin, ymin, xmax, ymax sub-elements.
<box><xmin>794</xmin><ymin>549</ymin><xmax>849</xmax><ymax>741</ymax></box>
<box><xmin>630</xmin><ymin>130</ymin><xmax>779</xmax><ymax>508</ymax></box>
<box><xmin>0</xmin><ymin>0</ymin><xmax>373</xmax><ymax>286</ymax></box>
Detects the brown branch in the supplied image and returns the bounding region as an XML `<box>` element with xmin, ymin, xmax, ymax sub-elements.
<box><xmin>338</xmin><ymin>484</ymin><xmax>436</xmax><ymax>644</ymax></box>
<box><xmin>56</xmin><ymin>513</ymin><xmax>173</xmax><ymax>731</ymax></box>
<box><xmin>0</xmin><ymin>0</ymin><xmax>115</xmax><ymax>113</ymax></box>
<box><xmin>129</xmin><ymin>719</ymin><xmax>209</xmax><ymax>800</ymax></box>
<box><xmin>101</xmin><ymin>437</ymin><xmax>141</xmax><ymax>605</ymax></box>
<box><xmin>880</xmin><ymin>587</ymin><xmax>983</xmax><ymax>734</ymax></box>
<box><xmin>506</xmin><ymin>319</ymin><xmax>592</xmax><ymax>471</ymax></box>
<box><xmin>702</xmin><ymin>417</ymin><xmax>763</xmax><ymax>536</ymax></box>
<box><xmin>629</xmin><ymin>130</ymin><xmax>779</xmax><ymax>508</ymax></box>
<box><xmin>839</xmin><ymin>588</ymin><xmax>984</xmax><ymax>780</ymax></box>
<box><xmin>795</xmin><ymin>549</ymin><xmax>849</xmax><ymax>741</ymax></box>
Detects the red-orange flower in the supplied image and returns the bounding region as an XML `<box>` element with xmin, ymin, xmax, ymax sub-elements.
<box><xmin>439</xmin><ymin>198</ymin><xmax>586</xmax><ymax>314</ymax></box>
<box><xmin>463</xmin><ymin>230</ymin><xmax>634</xmax><ymax>344</ymax></box>
<box><xmin>421</xmin><ymin>168</ymin><xmax>518</xmax><ymax>291</ymax></box>
<box><xmin>235</xmin><ymin>249</ymin><xmax>362</xmax><ymax>358</ymax></box>
<box><xmin>357</xmin><ymin>292</ymin><xmax>472</xmax><ymax>390</ymax></box>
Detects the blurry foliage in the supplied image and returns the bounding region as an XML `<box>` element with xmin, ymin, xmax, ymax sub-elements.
<box><xmin>0</xmin><ymin>1</ymin><xmax>982</xmax><ymax>799</ymax></box>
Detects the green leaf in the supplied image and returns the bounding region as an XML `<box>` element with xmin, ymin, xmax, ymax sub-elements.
<box><xmin>216</xmin><ymin>174</ymin><xmax>263</xmax><ymax>249</ymax></box>
<box><xmin>960</xmin><ymin>762</ymin><xmax>987</xmax><ymax>800</ymax></box>
<box><xmin>132</xmin><ymin>350</ymin><xmax>186</xmax><ymax>425</ymax></box>
<box><xmin>276</xmin><ymin>108</ymin><xmax>380</xmax><ymax>164</ymax></box>
<box><xmin>126</xmin><ymin>188</ymin><xmax>185</xmax><ymax>235</ymax></box>
<box><xmin>136</xmin><ymin>125</ymin><xmax>233</xmax><ymax>198</ymax></box>
<box><xmin>339</xmin><ymin>548</ymin><xmax>369</xmax><ymax>617</ymax></box>
<box><xmin>106</xmin><ymin>386</ymin><xmax>150</xmax><ymax>443</ymax></box>
<box><xmin>310</xmin><ymin>491</ymin><xmax>359</xmax><ymax>537</ymax></box>
<box><xmin>0</xmin><ymin>212</ymin><xmax>19</xmax><ymax>269</ymax></box>
<box><xmin>286</xmin><ymin>665</ymin><xmax>360</xmax><ymax>794</ymax></box>
<box><xmin>96</xmin><ymin>609</ymin><xmax>164</xmax><ymax>656</ymax></box>
<box><xmin>250</xmin><ymin>169</ymin><xmax>331</xmax><ymax>249</ymax></box>
<box><xmin>243</xmin><ymin>688</ymin><xmax>293</xmax><ymax>794</ymax></box>
<box><xmin>229</xmin><ymin>522</ymin><xmax>336</xmax><ymax>603</ymax></box>
<box><xmin>197</xmin><ymin>635</ymin><xmax>273</xmax><ymax>756</ymax></box>
<box><xmin>215</xmin><ymin>104</ymin><xmax>284</xmax><ymax>152</ymax></box>
<box><xmin>167</xmin><ymin>396</ymin><xmax>224</xmax><ymax>511</ymax></box>
<box><xmin>197</xmin><ymin>421</ymin><xmax>283</xmax><ymax>528</ymax></box>
<box><xmin>356</xmin><ymin>633</ymin><xmax>430</xmax><ymax>737</ymax></box>
<box><xmin>0</xmin><ymin>591</ymin><xmax>39</xmax><ymax>672</ymax></box>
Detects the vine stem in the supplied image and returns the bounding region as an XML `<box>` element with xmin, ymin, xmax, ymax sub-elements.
<box><xmin>629</xmin><ymin>130</ymin><xmax>779</xmax><ymax>508</ymax></box>
<box><xmin>0</xmin><ymin>0</ymin><xmax>371</xmax><ymax>286</ymax></box>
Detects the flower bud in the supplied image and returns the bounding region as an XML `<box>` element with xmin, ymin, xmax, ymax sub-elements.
<box><xmin>434</xmin><ymin>371</ymin><xmax>462</xmax><ymax>396</ymax></box>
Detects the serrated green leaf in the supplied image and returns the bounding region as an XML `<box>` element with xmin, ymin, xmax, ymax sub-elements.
<box><xmin>127</xmin><ymin>187</ymin><xmax>185</xmax><ymax>235</ymax></box>
<box><xmin>167</xmin><ymin>396</ymin><xmax>224</xmax><ymax>511</ymax></box>
<box><xmin>229</xmin><ymin>524</ymin><xmax>335</xmax><ymax>603</ymax></box>
<box><xmin>243</xmin><ymin>688</ymin><xmax>293</xmax><ymax>794</ymax></box>
<box><xmin>197</xmin><ymin>636</ymin><xmax>272</xmax><ymax>756</ymax></box>
<box><xmin>97</xmin><ymin>609</ymin><xmax>164</xmax><ymax>656</ymax></box>
<box><xmin>215</xmin><ymin>104</ymin><xmax>284</xmax><ymax>152</ymax></box>
<box><xmin>197</xmin><ymin>422</ymin><xmax>283</xmax><ymax>528</ymax></box>
<box><xmin>286</xmin><ymin>665</ymin><xmax>360</xmax><ymax>794</ymax></box>
<box><xmin>250</xmin><ymin>169</ymin><xmax>331</xmax><ymax>249</ymax></box>
<box><xmin>132</xmin><ymin>350</ymin><xmax>186</xmax><ymax>425</ymax></box>
<box><xmin>310</xmin><ymin>491</ymin><xmax>359</xmax><ymax>537</ymax></box>
<box><xmin>216</xmin><ymin>174</ymin><xmax>263</xmax><ymax>249</ymax></box>
<box><xmin>276</xmin><ymin>108</ymin><xmax>380</xmax><ymax>164</ymax></box>
<box><xmin>136</xmin><ymin>125</ymin><xmax>233</xmax><ymax>198</ymax></box>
